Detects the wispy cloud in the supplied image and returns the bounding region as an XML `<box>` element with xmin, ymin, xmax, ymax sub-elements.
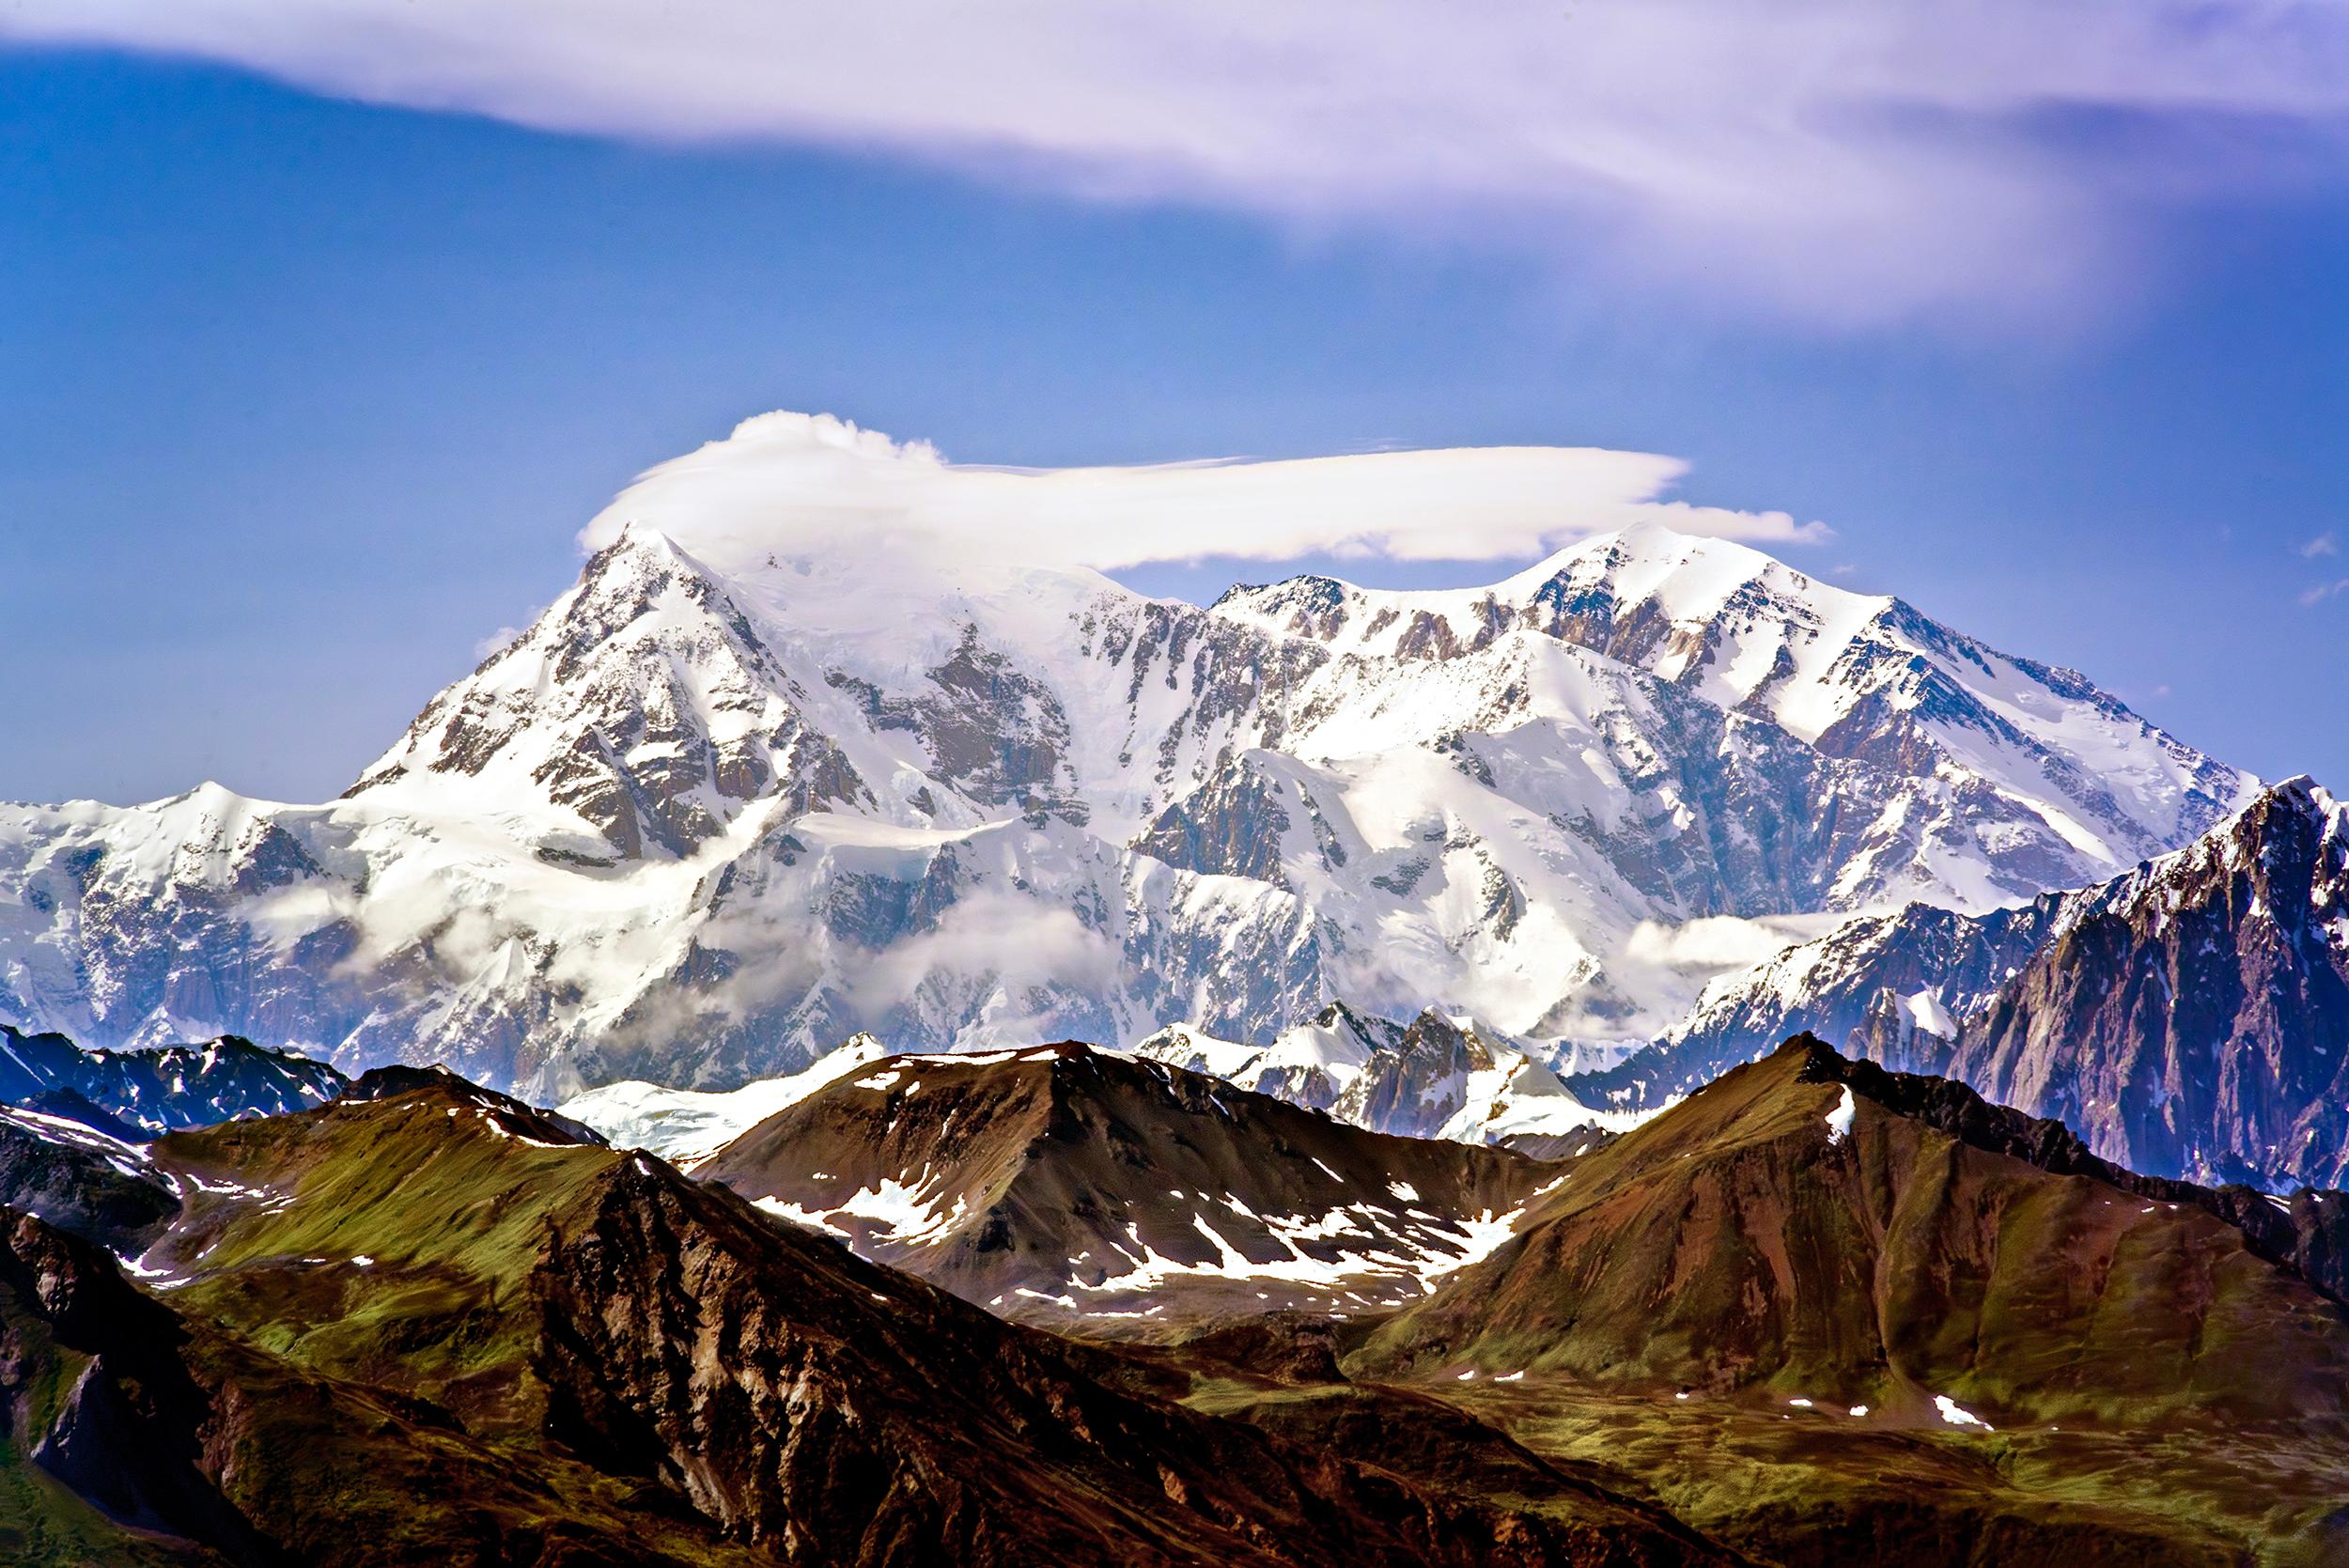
<box><xmin>8</xmin><ymin>1</ymin><xmax>2346</xmax><ymax>328</ymax></box>
<box><xmin>575</xmin><ymin>411</ymin><xmax>1826</xmax><ymax>577</ymax></box>
<box><xmin>2304</xmin><ymin>532</ymin><xmax>2341</xmax><ymax>559</ymax></box>
<box><xmin>2302</xmin><ymin>578</ymin><xmax>2349</xmax><ymax>607</ymax></box>
<box><xmin>472</xmin><ymin>625</ymin><xmax>524</xmax><ymax>660</ymax></box>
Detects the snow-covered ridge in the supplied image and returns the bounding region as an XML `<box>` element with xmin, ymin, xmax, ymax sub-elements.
<box><xmin>557</xmin><ymin>1034</ymin><xmax>890</xmax><ymax>1162</ymax></box>
<box><xmin>1133</xmin><ymin>1003</ymin><xmax>1651</xmax><ymax>1149</ymax></box>
<box><xmin>0</xmin><ymin>414</ymin><xmax>2254</xmax><ymax>1096</ymax></box>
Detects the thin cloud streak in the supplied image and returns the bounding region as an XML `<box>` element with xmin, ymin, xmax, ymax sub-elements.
<box><xmin>8</xmin><ymin>0</ymin><xmax>2347</xmax><ymax>327</ymax></box>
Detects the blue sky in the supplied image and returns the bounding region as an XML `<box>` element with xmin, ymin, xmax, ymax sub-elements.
<box><xmin>3</xmin><ymin>30</ymin><xmax>2346</xmax><ymax>805</ymax></box>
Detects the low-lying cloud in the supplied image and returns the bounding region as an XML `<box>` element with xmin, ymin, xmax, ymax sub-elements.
<box><xmin>8</xmin><ymin>0</ymin><xmax>2345</xmax><ymax>326</ymax></box>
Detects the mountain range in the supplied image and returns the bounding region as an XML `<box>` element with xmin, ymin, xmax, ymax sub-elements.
<box><xmin>0</xmin><ymin>1051</ymin><xmax>1750</xmax><ymax>1566</ymax></box>
<box><xmin>3</xmin><ymin>1023</ymin><xmax>2343</xmax><ymax>1563</ymax></box>
<box><xmin>9</xmin><ymin>411</ymin><xmax>2348</xmax><ymax>1557</ymax></box>
<box><xmin>0</xmin><ymin>414</ymin><xmax>2254</xmax><ymax>1107</ymax></box>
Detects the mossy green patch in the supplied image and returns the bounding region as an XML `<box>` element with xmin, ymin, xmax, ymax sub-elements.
<box><xmin>155</xmin><ymin>1089</ymin><xmax>624</xmax><ymax>1432</ymax></box>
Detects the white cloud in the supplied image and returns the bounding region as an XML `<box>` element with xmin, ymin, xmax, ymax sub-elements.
<box><xmin>842</xmin><ymin>890</ymin><xmax>1122</xmax><ymax>1025</ymax></box>
<box><xmin>2303</xmin><ymin>532</ymin><xmax>2341</xmax><ymax>559</ymax></box>
<box><xmin>1622</xmin><ymin>915</ymin><xmax>1822</xmax><ymax>975</ymax></box>
<box><xmin>472</xmin><ymin>625</ymin><xmax>525</xmax><ymax>660</ymax></box>
<box><xmin>576</xmin><ymin>411</ymin><xmax>1824</xmax><ymax>579</ymax></box>
<box><xmin>2302</xmin><ymin>578</ymin><xmax>2349</xmax><ymax>607</ymax></box>
<box><xmin>8</xmin><ymin>1</ymin><xmax>2345</xmax><ymax>326</ymax></box>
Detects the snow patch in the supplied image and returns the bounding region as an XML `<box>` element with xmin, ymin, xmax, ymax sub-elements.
<box><xmin>1824</xmin><ymin>1085</ymin><xmax>1856</xmax><ymax>1144</ymax></box>
<box><xmin>1934</xmin><ymin>1395</ymin><xmax>1993</xmax><ymax>1431</ymax></box>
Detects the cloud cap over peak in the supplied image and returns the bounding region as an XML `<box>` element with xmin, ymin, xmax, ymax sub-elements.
<box><xmin>575</xmin><ymin>411</ymin><xmax>1826</xmax><ymax>581</ymax></box>
<box><xmin>10</xmin><ymin>0</ymin><xmax>2348</xmax><ymax>328</ymax></box>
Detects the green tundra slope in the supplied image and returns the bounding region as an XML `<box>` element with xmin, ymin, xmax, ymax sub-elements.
<box><xmin>1343</xmin><ymin>1035</ymin><xmax>2349</xmax><ymax>1564</ymax></box>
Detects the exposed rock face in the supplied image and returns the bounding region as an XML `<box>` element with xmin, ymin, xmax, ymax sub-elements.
<box><xmin>1334</xmin><ymin>1011</ymin><xmax>1502</xmax><ymax>1138</ymax></box>
<box><xmin>1134</xmin><ymin>1000</ymin><xmax>1402</xmax><ymax>1112</ymax></box>
<box><xmin>1128</xmin><ymin>1006</ymin><xmax>1631</xmax><ymax>1149</ymax></box>
<box><xmin>1595</xmin><ymin>779</ymin><xmax>2349</xmax><ymax>1191</ymax></box>
<box><xmin>1946</xmin><ymin>779</ymin><xmax>2349</xmax><ymax>1190</ymax></box>
<box><xmin>695</xmin><ymin>1043</ymin><xmax>1556</xmax><ymax>1328</ymax></box>
<box><xmin>1331</xmin><ymin>1010</ymin><xmax>1634</xmax><ymax>1146</ymax></box>
<box><xmin>0</xmin><ymin>1108</ymin><xmax>178</xmax><ymax>1255</ymax></box>
<box><xmin>0</xmin><ymin>1024</ymin><xmax>348</xmax><ymax>1137</ymax></box>
<box><xmin>0</xmin><ymin>438</ymin><xmax>2252</xmax><ymax>1097</ymax></box>
<box><xmin>0</xmin><ymin>1208</ymin><xmax>748</xmax><ymax>1567</ymax></box>
<box><xmin>532</xmin><ymin>1165</ymin><xmax>1722</xmax><ymax>1566</ymax></box>
<box><xmin>353</xmin><ymin>530</ymin><xmax>872</xmax><ymax>860</ymax></box>
<box><xmin>1580</xmin><ymin>900</ymin><xmax>2061</xmax><ymax>1108</ymax></box>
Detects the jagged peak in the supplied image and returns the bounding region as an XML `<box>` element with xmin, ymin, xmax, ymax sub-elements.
<box><xmin>2248</xmin><ymin>772</ymin><xmax>2340</xmax><ymax>825</ymax></box>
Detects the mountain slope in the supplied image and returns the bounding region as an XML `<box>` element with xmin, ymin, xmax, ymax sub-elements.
<box><xmin>1598</xmin><ymin>777</ymin><xmax>2349</xmax><ymax>1190</ymax></box>
<box><xmin>1943</xmin><ymin>776</ymin><xmax>2349</xmax><ymax>1190</ymax></box>
<box><xmin>0</xmin><ymin>416</ymin><xmax>2254</xmax><ymax>1096</ymax></box>
<box><xmin>0</xmin><ymin>1207</ymin><xmax>757</xmax><ymax>1568</ymax></box>
<box><xmin>695</xmin><ymin>1042</ymin><xmax>1559</xmax><ymax>1330</ymax></box>
<box><xmin>1353</xmin><ymin>1035</ymin><xmax>2349</xmax><ymax>1562</ymax></box>
<box><xmin>83</xmin><ymin>1070</ymin><xmax>1735</xmax><ymax>1565</ymax></box>
<box><xmin>0</xmin><ymin>1106</ymin><xmax>178</xmax><ymax>1257</ymax></box>
<box><xmin>1579</xmin><ymin>899</ymin><xmax>2064</xmax><ymax>1109</ymax></box>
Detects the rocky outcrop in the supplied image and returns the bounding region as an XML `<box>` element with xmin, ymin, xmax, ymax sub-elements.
<box><xmin>1333</xmin><ymin>1011</ymin><xmax>1500</xmax><ymax>1138</ymax></box>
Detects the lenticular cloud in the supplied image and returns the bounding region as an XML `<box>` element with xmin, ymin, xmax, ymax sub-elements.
<box><xmin>575</xmin><ymin>411</ymin><xmax>1824</xmax><ymax>576</ymax></box>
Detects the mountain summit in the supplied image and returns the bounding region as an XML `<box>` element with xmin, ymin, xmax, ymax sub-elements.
<box><xmin>0</xmin><ymin>418</ymin><xmax>2252</xmax><ymax>1095</ymax></box>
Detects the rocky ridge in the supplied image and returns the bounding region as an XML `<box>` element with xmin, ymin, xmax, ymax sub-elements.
<box><xmin>1591</xmin><ymin>778</ymin><xmax>2349</xmax><ymax>1189</ymax></box>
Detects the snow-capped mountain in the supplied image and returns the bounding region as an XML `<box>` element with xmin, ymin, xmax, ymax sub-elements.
<box><xmin>1132</xmin><ymin>1001</ymin><xmax>1641</xmax><ymax>1149</ymax></box>
<box><xmin>1131</xmin><ymin>1001</ymin><xmax>1402</xmax><ymax>1112</ymax></box>
<box><xmin>1595</xmin><ymin>777</ymin><xmax>2348</xmax><ymax>1191</ymax></box>
<box><xmin>0</xmin><ymin>1024</ymin><xmax>348</xmax><ymax>1138</ymax></box>
<box><xmin>0</xmin><ymin>415</ymin><xmax>2253</xmax><ymax>1097</ymax></box>
<box><xmin>1578</xmin><ymin>899</ymin><xmax>2067</xmax><ymax>1110</ymax></box>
